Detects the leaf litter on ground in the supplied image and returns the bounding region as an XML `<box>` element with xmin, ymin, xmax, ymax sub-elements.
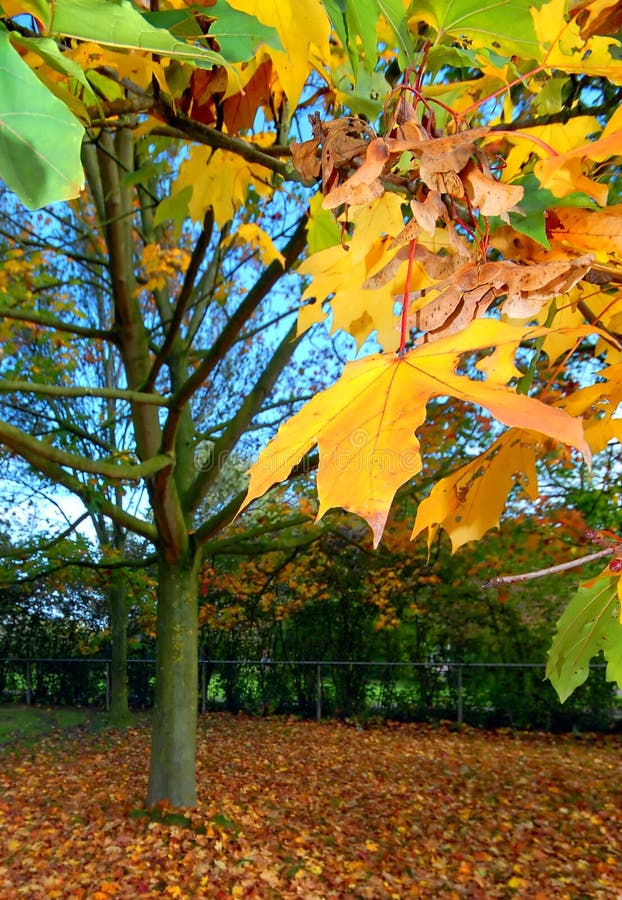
<box><xmin>1</xmin><ymin>714</ymin><xmax>621</xmax><ymax>898</ymax></box>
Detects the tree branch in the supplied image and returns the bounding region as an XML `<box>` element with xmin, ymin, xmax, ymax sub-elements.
<box><xmin>144</xmin><ymin>208</ymin><xmax>215</xmax><ymax>393</ymax></box>
<box><xmin>0</xmin><ymin>551</ymin><xmax>159</xmax><ymax>588</ymax></box>
<box><xmin>0</xmin><ymin>447</ymin><xmax>157</xmax><ymax>541</ymax></box>
<box><xmin>188</xmin><ymin>321</ymin><xmax>300</xmax><ymax>506</ymax></box>
<box><xmin>0</xmin><ymin>419</ymin><xmax>174</xmax><ymax>482</ymax></box>
<box><xmin>0</xmin><ymin>380</ymin><xmax>169</xmax><ymax>406</ymax></box>
<box><xmin>0</xmin><ymin>303</ymin><xmax>117</xmax><ymax>343</ymax></box>
<box><xmin>482</xmin><ymin>548</ymin><xmax>614</xmax><ymax>588</ymax></box>
<box><xmin>0</xmin><ymin>513</ymin><xmax>91</xmax><ymax>560</ymax></box>
<box><xmin>161</xmin><ymin>215</ymin><xmax>308</xmax><ymax>453</ymax></box>
<box><xmin>194</xmin><ymin>451</ymin><xmax>319</xmax><ymax>550</ymax></box>
<box><xmin>154</xmin><ymin>98</ymin><xmax>297</xmax><ymax>180</ymax></box>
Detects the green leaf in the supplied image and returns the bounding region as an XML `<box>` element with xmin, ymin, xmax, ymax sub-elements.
<box><xmin>426</xmin><ymin>45</ymin><xmax>480</xmax><ymax>73</ymax></box>
<box><xmin>322</xmin><ymin>0</ymin><xmax>348</xmax><ymax>52</ymax></box>
<box><xmin>0</xmin><ymin>26</ymin><xmax>84</xmax><ymax>209</ymax></box>
<box><xmin>335</xmin><ymin>66</ymin><xmax>391</xmax><ymax>118</ymax></box>
<box><xmin>534</xmin><ymin>76</ymin><xmax>568</xmax><ymax>115</ymax></box>
<box><xmin>491</xmin><ymin>174</ymin><xmax>596</xmax><ymax>247</ymax></box>
<box><xmin>546</xmin><ymin>574</ymin><xmax>622</xmax><ymax>703</ymax></box>
<box><xmin>212</xmin><ymin>812</ymin><xmax>240</xmax><ymax>834</ymax></box>
<box><xmin>345</xmin><ymin>0</ymin><xmax>378</xmax><ymax>73</ymax></box>
<box><xmin>377</xmin><ymin>0</ymin><xmax>415</xmax><ymax>67</ymax></box>
<box><xmin>414</xmin><ymin>0</ymin><xmax>545</xmax><ymax>59</ymax></box>
<box><xmin>306</xmin><ymin>192</ymin><xmax>342</xmax><ymax>254</ymax></box>
<box><xmin>9</xmin><ymin>33</ymin><xmax>91</xmax><ymax>90</ymax></box>
<box><xmin>145</xmin><ymin>2</ymin><xmax>283</xmax><ymax>62</ymax></box>
<box><xmin>154</xmin><ymin>185</ymin><xmax>193</xmax><ymax>237</ymax></box>
<box><xmin>50</xmin><ymin>0</ymin><xmax>226</xmax><ymax>69</ymax></box>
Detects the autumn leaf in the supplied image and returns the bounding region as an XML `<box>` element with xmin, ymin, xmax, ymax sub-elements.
<box><xmin>241</xmin><ymin>320</ymin><xmax>590</xmax><ymax>545</ymax></box>
<box><xmin>224</xmin><ymin>223</ymin><xmax>285</xmax><ymax>267</ymax></box>
<box><xmin>546</xmin><ymin>205</ymin><xmax>622</xmax><ymax>262</ymax></box>
<box><xmin>462</xmin><ymin>162</ymin><xmax>524</xmax><ymax>219</ymax></box>
<box><xmin>386</xmin><ymin>127</ymin><xmax>489</xmax><ymax>197</ymax></box>
<box><xmin>558</xmin><ymin>361</ymin><xmax>622</xmax><ymax>453</ymax></box>
<box><xmin>407</xmin><ymin>255</ymin><xmax>594</xmax><ymax>340</ymax></box>
<box><xmin>322</xmin><ymin>136</ymin><xmax>389</xmax><ymax>209</ymax></box>
<box><xmin>226</xmin><ymin>0</ymin><xmax>332</xmax><ymax>106</ymax></box>
<box><xmin>412</xmin><ymin>430</ymin><xmax>539</xmax><ymax>552</ymax></box>
<box><xmin>297</xmin><ymin>192</ymin><xmax>410</xmax><ymax>350</ymax></box>
<box><xmin>533</xmin><ymin>0</ymin><xmax>622</xmax><ymax>81</ymax></box>
<box><xmin>534</xmin><ymin>126</ymin><xmax>622</xmax><ymax>207</ymax></box>
<box><xmin>4</xmin><ymin>715</ymin><xmax>622</xmax><ymax>898</ymax></box>
<box><xmin>166</xmin><ymin>145</ymin><xmax>272</xmax><ymax>226</ymax></box>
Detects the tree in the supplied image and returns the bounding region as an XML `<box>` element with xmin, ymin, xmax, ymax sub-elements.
<box><xmin>1</xmin><ymin>0</ymin><xmax>622</xmax><ymax>806</ymax></box>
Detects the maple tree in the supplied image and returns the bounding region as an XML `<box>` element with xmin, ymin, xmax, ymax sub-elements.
<box><xmin>1</xmin><ymin>0</ymin><xmax>622</xmax><ymax>808</ymax></box>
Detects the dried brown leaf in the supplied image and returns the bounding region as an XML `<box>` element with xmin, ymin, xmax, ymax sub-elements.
<box><xmin>463</xmin><ymin>164</ymin><xmax>524</xmax><ymax>218</ymax></box>
<box><xmin>386</xmin><ymin>127</ymin><xmax>489</xmax><ymax>196</ymax></box>
<box><xmin>322</xmin><ymin>137</ymin><xmax>389</xmax><ymax>209</ymax></box>
<box><xmin>290</xmin><ymin>135</ymin><xmax>321</xmax><ymax>180</ymax></box>
<box><xmin>408</xmin><ymin>255</ymin><xmax>594</xmax><ymax>340</ymax></box>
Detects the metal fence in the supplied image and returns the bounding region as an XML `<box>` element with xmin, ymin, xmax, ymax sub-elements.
<box><xmin>0</xmin><ymin>657</ymin><xmax>618</xmax><ymax>731</ymax></box>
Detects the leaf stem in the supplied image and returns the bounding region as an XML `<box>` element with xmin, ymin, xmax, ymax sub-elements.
<box><xmin>490</xmin><ymin>129</ymin><xmax>558</xmax><ymax>157</ymax></box>
<box><xmin>399</xmin><ymin>238</ymin><xmax>417</xmax><ymax>357</ymax></box>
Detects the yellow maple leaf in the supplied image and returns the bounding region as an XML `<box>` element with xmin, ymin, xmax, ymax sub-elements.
<box><xmin>547</xmin><ymin>206</ymin><xmax>622</xmax><ymax>262</ymax></box>
<box><xmin>498</xmin><ymin>116</ymin><xmax>601</xmax><ymax>183</ymax></box>
<box><xmin>560</xmin><ymin>362</ymin><xmax>622</xmax><ymax>453</ymax></box>
<box><xmin>533</xmin><ymin>0</ymin><xmax>622</xmax><ymax>81</ymax></box>
<box><xmin>66</xmin><ymin>42</ymin><xmax>168</xmax><ymax>91</ymax></box>
<box><xmin>411</xmin><ymin>431</ymin><xmax>539</xmax><ymax>553</ymax></box>
<box><xmin>226</xmin><ymin>0</ymin><xmax>332</xmax><ymax>106</ymax></box>
<box><xmin>534</xmin><ymin>125</ymin><xmax>622</xmax><ymax>205</ymax></box>
<box><xmin>297</xmin><ymin>193</ymin><xmax>409</xmax><ymax>350</ymax></box>
<box><xmin>173</xmin><ymin>146</ymin><xmax>272</xmax><ymax>226</ymax></box>
<box><xmin>225</xmin><ymin>223</ymin><xmax>285</xmax><ymax>267</ymax></box>
<box><xmin>240</xmin><ymin>320</ymin><xmax>590</xmax><ymax>546</ymax></box>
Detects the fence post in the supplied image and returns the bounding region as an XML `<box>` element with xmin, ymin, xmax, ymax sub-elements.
<box><xmin>25</xmin><ymin>659</ymin><xmax>32</xmax><ymax>706</ymax></box>
<box><xmin>200</xmin><ymin>661</ymin><xmax>206</xmax><ymax>715</ymax></box>
<box><xmin>316</xmin><ymin>663</ymin><xmax>322</xmax><ymax>722</ymax></box>
<box><xmin>456</xmin><ymin>665</ymin><xmax>463</xmax><ymax>725</ymax></box>
<box><xmin>105</xmin><ymin>661</ymin><xmax>111</xmax><ymax>712</ymax></box>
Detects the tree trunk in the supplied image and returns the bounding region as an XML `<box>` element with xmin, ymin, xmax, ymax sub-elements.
<box><xmin>107</xmin><ymin>578</ymin><xmax>130</xmax><ymax>721</ymax></box>
<box><xmin>147</xmin><ymin>550</ymin><xmax>199</xmax><ymax>807</ymax></box>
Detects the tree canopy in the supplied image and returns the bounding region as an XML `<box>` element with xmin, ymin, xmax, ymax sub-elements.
<box><xmin>0</xmin><ymin>0</ymin><xmax>621</xmax><ymax>806</ymax></box>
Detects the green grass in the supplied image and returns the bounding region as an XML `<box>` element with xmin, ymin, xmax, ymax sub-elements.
<box><xmin>0</xmin><ymin>704</ymin><xmax>101</xmax><ymax>745</ymax></box>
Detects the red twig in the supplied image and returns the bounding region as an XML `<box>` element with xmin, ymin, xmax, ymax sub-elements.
<box><xmin>399</xmin><ymin>238</ymin><xmax>417</xmax><ymax>357</ymax></box>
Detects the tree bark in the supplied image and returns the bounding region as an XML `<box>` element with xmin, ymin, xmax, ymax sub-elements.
<box><xmin>107</xmin><ymin>577</ymin><xmax>131</xmax><ymax>721</ymax></box>
<box><xmin>147</xmin><ymin>549</ymin><xmax>200</xmax><ymax>807</ymax></box>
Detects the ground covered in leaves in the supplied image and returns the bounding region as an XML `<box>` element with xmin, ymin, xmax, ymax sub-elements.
<box><xmin>1</xmin><ymin>714</ymin><xmax>621</xmax><ymax>898</ymax></box>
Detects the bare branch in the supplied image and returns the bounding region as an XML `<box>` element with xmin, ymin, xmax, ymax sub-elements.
<box><xmin>0</xmin><ymin>380</ymin><xmax>169</xmax><ymax>406</ymax></box>
<box><xmin>482</xmin><ymin>548</ymin><xmax>614</xmax><ymax>588</ymax></box>
<box><xmin>0</xmin><ymin>419</ymin><xmax>174</xmax><ymax>482</ymax></box>
<box><xmin>0</xmin><ymin>302</ymin><xmax>117</xmax><ymax>343</ymax></box>
<box><xmin>154</xmin><ymin>98</ymin><xmax>296</xmax><ymax>180</ymax></box>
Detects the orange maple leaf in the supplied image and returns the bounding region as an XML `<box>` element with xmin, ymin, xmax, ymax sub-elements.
<box><xmin>240</xmin><ymin>320</ymin><xmax>591</xmax><ymax>546</ymax></box>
